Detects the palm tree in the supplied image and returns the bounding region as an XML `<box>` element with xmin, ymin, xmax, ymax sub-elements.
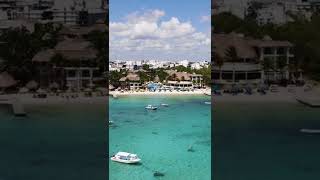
<box><xmin>213</xmin><ymin>51</ymin><xmax>223</xmax><ymax>81</ymax></box>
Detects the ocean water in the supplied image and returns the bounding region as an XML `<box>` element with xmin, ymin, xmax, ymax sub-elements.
<box><xmin>109</xmin><ymin>95</ymin><xmax>211</xmax><ymax>180</ymax></box>
<box><xmin>214</xmin><ymin>102</ymin><xmax>320</xmax><ymax>180</ymax></box>
<box><xmin>0</xmin><ymin>103</ymin><xmax>106</xmax><ymax>180</ymax></box>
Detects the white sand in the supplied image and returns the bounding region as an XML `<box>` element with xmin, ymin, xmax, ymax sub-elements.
<box><xmin>0</xmin><ymin>93</ymin><xmax>108</xmax><ymax>105</ymax></box>
<box><xmin>110</xmin><ymin>89</ymin><xmax>211</xmax><ymax>97</ymax></box>
<box><xmin>214</xmin><ymin>87</ymin><xmax>320</xmax><ymax>103</ymax></box>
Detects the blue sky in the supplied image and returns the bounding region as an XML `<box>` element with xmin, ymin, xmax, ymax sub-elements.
<box><xmin>109</xmin><ymin>0</ymin><xmax>211</xmax><ymax>61</ymax></box>
<box><xmin>110</xmin><ymin>0</ymin><xmax>211</xmax><ymax>32</ymax></box>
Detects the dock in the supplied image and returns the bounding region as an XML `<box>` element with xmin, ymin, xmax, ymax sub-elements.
<box><xmin>0</xmin><ymin>98</ymin><xmax>26</xmax><ymax>116</ymax></box>
<box><xmin>296</xmin><ymin>97</ymin><xmax>320</xmax><ymax>108</ymax></box>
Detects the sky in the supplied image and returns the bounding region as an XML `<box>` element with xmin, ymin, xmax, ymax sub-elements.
<box><xmin>109</xmin><ymin>0</ymin><xmax>211</xmax><ymax>61</ymax></box>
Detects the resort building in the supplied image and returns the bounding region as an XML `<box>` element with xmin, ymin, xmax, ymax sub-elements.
<box><xmin>165</xmin><ymin>70</ymin><xmax>204</xmax><ymax>89</ymax></box>
<box><xmin>0</xmin><ymin>0</ymin><xmax>107</xmax><ymax>26</ymax></box>
<box><xmin>119</xmin><ymin>73</ymin><xmax>142</xmax><ymax>90</ymax></box>
<box><xmin>213</xmin><ymin>33</ymin><xmax>295</xmax><ymax>86</ymax></box>
<box><xmin>31</xmin><ymin>19</ymin><xmax>106</xmax><ymax>91</ymax></box>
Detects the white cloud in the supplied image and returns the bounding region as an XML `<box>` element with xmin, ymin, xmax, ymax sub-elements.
<box><xmin>200</xmin><ymin>15</ymin><xmax>210</xmax><ymax>23</ymax></box>
<box><xmin>110</xmin><ymin>9</ymin><xmax>210</xmax><ymax>60</ymax></box>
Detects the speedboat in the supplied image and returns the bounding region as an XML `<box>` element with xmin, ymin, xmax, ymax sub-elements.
<box><xmin>109</xmin><ymin>121</ymin><xmax>113</xmax><ymax>124</ymax></box>
<box><xmin>300</xmin><ymin>129</ymin><xmax>320</xmax><ymax>134</ymax></box>
<box><xmin>160</xmin><ymin>103</ymin><xmax>169</xmax><ymax>107</ymax></box>
<box><xmin>110</xmin><ymin>152</ymin><xmax>141</xmax><ymax>164</ymax></box>
<box><xmin>204</xmin><ymin>101</ymin><xmax>211</xmax><ymax>105</ymax></box>
<box><xmin>145</xmin><ymin>105</ymin><xmax>157</xmax><ymax>110</ymax></box>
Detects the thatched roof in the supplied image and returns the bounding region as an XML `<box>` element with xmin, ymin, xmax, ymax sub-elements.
<box><xmin>165</xmin><ymin>70</ymin><xmax>191</xmax><ymax>81</ymax></box>
<box><xmin>54</xmin><ymin>39</ymin><xmax>97</xmax><ymax>60</ymax></box>
<box><xmin>213</xmin><ymin>33</ymin><xmax>293</xmax><ymax>61</ymax></box>
<box><xmin>26</xmin><ymin>80</ymin><xmax>38</xmax><ymax>90</ymax></box>
<box><xmin>213</xmin><ymin>33</ymin><xmax>257</xmax><ymax>60</ymax></box>
<box><xmin>119</xmin><ymin>73</ymin><xmax>140</xmax><ymax>82</ymax></box>
<box><xmin>154</xmin><ymin>75</ymin><xmax>160</xmax><ymax>82</ymax></box>
<box><xmin>32</xmin><ymin>49</ymin><xmax>55</xmax><ymax>62</ymax></box>
<box><xmin>0</xmin><ymin>72</ymin><xmax>17</xmax><ymax>88</ymax></box>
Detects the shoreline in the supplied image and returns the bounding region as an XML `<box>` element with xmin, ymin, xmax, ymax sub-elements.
<box><xmin>110</xmin><ymin>90</ymin><xmax>211</xmax><ymax>97</ymax></box>
<box><xmin>0</xmin><ymin>87</ymin><xmax>319</xmax><ymax>105</ymax></box>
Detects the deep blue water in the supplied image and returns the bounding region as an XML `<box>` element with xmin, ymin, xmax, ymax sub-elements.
<box><xmin>214</xmin><ymin>102</ymin><xmax>320</xmax><ymax>180</ymax></box>
<box><xmin>0</xmin><ymin>103</ymin><xmax>106</xmax><ymax>180</ymax></box>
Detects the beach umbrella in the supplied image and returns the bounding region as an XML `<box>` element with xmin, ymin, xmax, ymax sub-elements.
<box><xmin>97</xmin><ymin>87</ymin><xmax>108</xmax><ymax>92</ymax></box>
<box><xmin>223</xmin><ymin>84</ymin><xmax>232</xmax><ymax>91</ymax></box>
<box><xmin>257</xmin><ymin>83</ymin><xmax>268</xmax><ymax>90</ymax></box>
<box><xmin>109</xmin><ymin>84</ymin><xmax>115</xmax><ymax>90</ymax></box>
<box><xmin>88</xmin><ymin>83</ymin><xmax>95</xmax><ymax>88</ymax></box>
<box><xmin>49</xmin><ymin>82</ymin><xmax>59</xmax><ymax>89</ymax></box>
<box><xmin>0</xmin><ymin>72</ymin><xmax>17</xmax><ymax>88</ymax></box>
<box><xmin>26</xmin><ymin>80</ymin><xmax>38</xmax><ymax>90</ymax></box>
<box><xmin>19</xmin><ymin>87</ymin><xmax>29</xmax><ymax>93</ymax></box>
<box><xmin>66</xmin><ymin>88</ymin><xmax>73</xmax><ymax>93</ymax></box>
<box><xmin>36</xmin><ymin>88</ymin><xmax>46</xmax><ymax>94</ymax></box>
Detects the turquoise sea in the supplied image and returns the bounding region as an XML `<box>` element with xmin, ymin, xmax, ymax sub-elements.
<box><xmin>109</xmin><ymin>95</ymin><xmax>211</xmax><ymax>180</ymax></box>
<box><xmin>214</xmin><ymin>102</ymin><xmax>320</xmax><ymax>180</ymax></box>
<box><xmin>0</xmin><ymin>103</ymin><xmax>106</xmax><ymax>180</ymax></box>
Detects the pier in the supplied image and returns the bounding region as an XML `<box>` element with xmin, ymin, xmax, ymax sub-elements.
<box><xmin>0</xmin><ymin>98</ymin><xmax>26</xmax><ymax>116</ymax></box>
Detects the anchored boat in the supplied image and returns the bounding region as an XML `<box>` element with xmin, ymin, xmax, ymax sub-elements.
<box><xmin>300</xmin><ymin>129</ymin><xmax>320</xmax><ymax>134</ymax></box>
<box><xmin>110</xmin><ymin>152</ymin><xmax>141</xmax><ymax>164</ymax></box>
<box><xmin>145</xmin><ymin>105</ymin><xmax>158</xmax><ymax>110</ymax></box>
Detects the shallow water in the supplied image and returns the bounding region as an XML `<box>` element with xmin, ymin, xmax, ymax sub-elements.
<box><xmin>109</xmin><ymin>96</ymin><xmax>211</xmax><ymax>180</ymax></box>
<box><xmin>214</xmin><ymin>102</ymin><xmax>320</xmax><ymax>180</ymax></box>
<box><xmin>0</xmin><ymin>103</ymin><xmax>106</xmax><ymax>180</ymax></box>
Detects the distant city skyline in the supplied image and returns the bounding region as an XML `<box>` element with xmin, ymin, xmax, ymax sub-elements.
<box><xmin>109</xmin><ymin>0</ymin><xmax>211</xmax><ymax>61</ymax></box>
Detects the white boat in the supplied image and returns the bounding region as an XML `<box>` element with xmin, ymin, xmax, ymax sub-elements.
<box><xmin>300</xmin><ymin>129</ymin><xmax>320</xmax><ymax>134</ymax></box>
<box><xmin>110</xmin><ymin>152</ymin><xmax>141</xmax><ymax>164</ymax></box>
<box><xmin>160</xmin><ymin>103</ymin><xmax>169</xmax><ymax>107</ymax></box>
<box><xmin>109</xmin><ymin>121</ymin><xmax>113</xmax><ymax>124</ymax></box>
<box><xmin>145</xmin><ymin>105</ymin><xmax>157</xmax><ymax>110</ymax></box>
<box><xmin>204</xmin><ymin>101</ymin><xmax>211</xmax><ymax>105</ymax></box>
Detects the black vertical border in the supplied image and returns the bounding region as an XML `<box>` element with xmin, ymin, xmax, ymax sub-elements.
<box><xmin>211</xmin><ymin>0</ymin><xmax>214</xmax><ymax>180</ymax></box>
<box><xmin>105</xmin><ymin>0</ymin><xmax>110</xmax><ymax>179</ymax></box>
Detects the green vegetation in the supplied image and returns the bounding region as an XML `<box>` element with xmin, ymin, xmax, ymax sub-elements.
<box><xmin>86</xmin><ymin>30</ymin><xmax>108</xmax><ymax>72</ymax></box>
<box><xmin>0</xmin><ymin>23</ymin><xmax>107</xmax><ymax>85</ymax></box>
<box><xmin>213</xmin><ymin>12</ymin><xmax>320</xmax><ymax>80</ymax></box>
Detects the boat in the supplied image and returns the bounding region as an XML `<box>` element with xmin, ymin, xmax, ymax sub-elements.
<box><xmin>110</xmin><ymin>152</ymin><xmax>141</xmax><ymax>164</ymax></box>
<box><xmin>109</xmin><ymin>121</ymin><xmax>113</xmax><ymax>124</ymax></box>
<box><xmin>300</xmin><ymin>129</ymin><xmax>320</xmax><ymax>134</ymax></box>
<box><xmin>204</xmin><ymin>101</ymin><xmax>211</xmax><ymax>105</ymax></box>
<box><xmin>160</xmin><ymin>103</ymin><xmax>169</xmax><ymax>107</ymax></box>
<box><xmin>145</xmin><ymin>105</ymin><xmax>157</xmax><ymax>110</ymax></box>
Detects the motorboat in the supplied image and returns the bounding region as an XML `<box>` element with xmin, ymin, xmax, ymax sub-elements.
<box><xmin>109</xmin><ymin>121</ymin><xmax>113</xmax><ymax>125</ymax></box>
<box><xmin>300</xmin><ymin>129</ymin><xmax>320</xmax><ymax>134</ymax></box>
<box><xmin>160</xmin><ymin>103</ymin><xmax>169</xmax><ymax>107</ymax></box>
<box><xmin>145</xmin><ymin>105</ymin><xmax>157</xmax><ymax>110</ymax></box>
<box><xmin>110</xmin><ymin>152</ymin><xmax>141</xmax><ymax>164</ymax></box>
<box><xmin>204</xmin><ymin>101</ymin><xmax>211</xmax><ymax>105</ymax></box>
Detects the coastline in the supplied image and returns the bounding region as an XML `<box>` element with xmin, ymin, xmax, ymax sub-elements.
<box><xmin>110</xmin><ymin>89</ymin><xmax>211</xmax><ymax>97</ymax></box>
<box><xmin>0</xmin><ymin>87</ymin><xmax>319</xmax><ymax>105</ymax></box>
<box><xmin>0</xmin><ymin>93</ymin><xmax>108</xmax><ymax>105</ymax></box>
<box><xmin>213</xmin><ymin>87</ymin><xmax>320</xmax><ymax>104</ymax></box>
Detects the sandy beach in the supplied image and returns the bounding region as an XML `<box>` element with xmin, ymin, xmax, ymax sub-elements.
<box><xmin>213</xmin><ymin>86</ymin><xmax>320</xmax><ymax>103</ymax></box>
<box><xmin>110</xmin><ymin>89</ymin><xmax>211</xmax><ymax>97</ymax></box>
<box><xmin>0</xmin><ymin>93</ymin><xmax>108</xmax><ymax>105</ymax></box>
